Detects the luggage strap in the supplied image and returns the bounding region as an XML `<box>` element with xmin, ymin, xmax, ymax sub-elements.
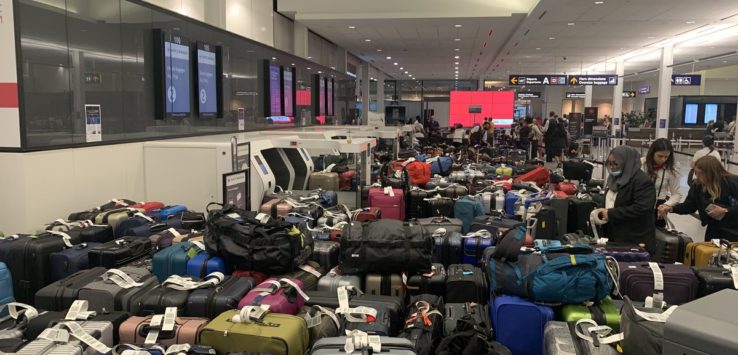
<box><xmin>0</xmin><ymin>302</ymin><xmax>38</xmax><ymax>321</ymax></box>
<box><xmin>404</xmin><ymin>301</ymin><xmax>442</xmax><ymax>327</ymax></box>
<box><xmin>337</xmin><ymin>306</ymin><xmax>378</xmax><ymax>324</ymax></box>
<box><xmin>133</xmin><ymin>212</ymin><xmax>154</xmax><ymax>222</ymax></box>
<box><xmin>230</xmin><ymin>305</ymin><xmax>277</xmax><ymax>325</ymax></box>
<box><xmin>163</xmin><ymin>272</ymin><xmax>225</xmax><ymax>290</ymax></box>
<box><xmin>322</xmin><ymin>163</ymin><xmax>336</xmax><ymax>173</ymax></box>
<box><xmin>112</xmin><ymin>344</ymin><xmax>166</xmax><ymax>355</ymax></box>
<box><xmin>573</xmin><ymin>319</ymin><xmax>623</xmax><ymax>346</ymax></box>
<box><xmin>252</xmin><ymin>278</ymin><xmax>310</xmax><ymax>301</ymax></box>
<box><xmin>47</xmin><ymin>230</ymin><xmax>74</xmax><ymax>248</ymax></box>
<box><xmin>304</xmin><ymin>305</ymin><xmax>340</xmax><ymax>330</ymax></box>
<box><xmin>143</xmin><ymin>307</ymin><xmax>177</xmax><ymax>345</ymax></box>
<box><xmin>645</xmin><ymin>262</ymin><xmax>665</xmax><ymax>309</ymax></box>
<box><xmin>65</xmin><ymin>300</ymin><xmax>97</xmax><ymax>320</ymax></box>
<box><xmin>344</xmin><ymin>329</ymin><xmax>382</xmax><ymax>353</ymax></box>
<box><xmin>102</xmin><ymin>269</ymin><xmax>144</xmax><ymax>289</ymax></box>
<box><xmin>43</xmin><ymin>321</ymin><xmax>113</xmax><ymax>354</ymax></box>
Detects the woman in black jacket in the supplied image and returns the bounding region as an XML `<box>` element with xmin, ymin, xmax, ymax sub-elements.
<box><xmin>661</xmin><ymin>156</ymin><xmax>738</xmax><ymax>241</ymax></box>
<box><xmin>594</xmin><ymin>146</ymin><xmax>656</xmax><ymax>249</ymax></box>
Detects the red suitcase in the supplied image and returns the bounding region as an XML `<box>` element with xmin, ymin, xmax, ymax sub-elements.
<box><xmin>556</xmin><ymin>182</ymin><xmax>578</xmax><ymax>196</ymax></box>
<box><xmin>354</xmin><ymin>207</ymin><xmax>381</xmax><ymax>222</ymax></box>
<box><xmin>339</xmin><ymin>170</ymin><xmax>356</xmax><ymax>191</ymax></box>
<box><xmin>130</xmin><ymin>201</ymin><xmax>165</xmax><ymax>213</ymax></box>
<box><xmin>368</xmin><ymin>188</ymin><xmax>405</xmax><ymax>220</ymax></box>
<box><xmin>514</xmin><ymin>166</ymin><xmax>550</xmax><ymax>187</ymax></box>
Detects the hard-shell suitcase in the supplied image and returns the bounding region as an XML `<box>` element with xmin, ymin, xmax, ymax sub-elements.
<box><xmin>119</xmin><ymin>314</ymin><xmax>208</xmax><ymax>347</ymax></box>
<box><xmin>152</xmin><ymin>241</ymin><xmax>196</xmax><ymax>282</ymax></box>
<box><xmin>408</xmin><ymin>189</ymin><xmax>434</xmax><ymax>219</ymax></box>
<box><xmin>185</xmin><ymin>275</ymin><xmax>254</xmax><ymax>319</ymax></box>
<box><xmin>309</xmin><ymin>172</ymin><xmax>340</xmax><ymax>191</ymax></box>
<box><xmin>425</xmin><ymin>196</ymin><xmax>455</xmax><ymax>217</ymax></box>
<box><xmin>311</xmin><ymin>240</ymin><xmax>340</xmax><ymax>271</ymax></box>
<box><xmin>298</xmin><ymin>306</ymin><xmax>340</xmax><ymax>347</ymax></box>
<box><xmin>438</xmin><ymin>184</ymin><xmax>469</xmax><ymax>199</ymax></box>
<box><xmin>365</xmin><ymin>274</ymin><xmax>405</xmax><ymax>300</ymax></box>
<box><xmin>662</xmin><ymin>289</ymin><xmax>738</xmax><ymax>355</ymax></box>
<box><xmin>88</xmin><ymin>237</ymin><xmax>152</xmax><ymax>268</ymax></box>
<box><xmin>453</xmin><ymin>196</ymin><xmax>486</xmax><ymax>233</ymax></box>
<box><xmin>311</xmin><ymin>336</ymin><xmax>416</xmax><ymax>355</ymax></box>
<box><xmin>259</xmin><ymin>198</ymin><xmax>294</xmax><ymax>219</ymax></box>
<box><xmin>470</xmin><ymin>214</ymin><xmax>525</xmax><ymax>235</ymax></box>
<box><xmin>492</xmin><ymin>295</ymin><xmax>554</xmax><ymax>355</ymax></box>
<box><xmin>198</xmin><ymin>309</ymin><xmax>309</xmax><ymax>355</ymax></box>
<box><xmin>405</xmin><ymin>264</ymin><xmax>446</xmax><ymax>296</ymax></box>
<box><xmin>560</xmin><ymin>297</ymin><xmax>621</xmax><ymax>332</ymax></box>
<box><xmin>316</xmin><ymin>273</ymin><xmax>362</xmax><ymax>294</ymax></box>
<box><xmin>15</xmin><ymin>320</ymin><xmax>113</xmax><ymax>355</ymax></box>
<box><xmin>148</xmin><ymin>205</ymin><xmax>188</xmax><ymax>222</ymax></box>
<box><xmin>653</xmin><ymin>228</ymin><xmax>693</xmax><ymax>264</ymax></box>
<box><xmin>618</xmin><ymin>262</ymin><xmax>698</xmax><ymax>305</ymax></box>
<box><xmin>0</xmin><ymin>262</ymin><xmax>13</xmax><ymax>315</ymax></box>
<box><xmin>533</xmin><ymin>206</ymin><xmax>558</xmax><ymax>240</ymax></box>
<box><xmin>462</xmin><ymin>232</ymin><xmax>494</xmax><ymax>266</ymax></box>
<box><xmin>683</xmin><ymin>241</ymin><xmax>738</xmax><ymax>267</ymax></box>
<box><xmin>595</xmin><ymin>244</ymin><xmax>650</xmax><ymax>262</ymax></box>
<box><xmin>546</xmin><ymin>198</ymin><xmax>570</xmax><ymax>238</ymax></box>
<box><xmin>445</xmin><ymin>264</ymin><xmax>487</xmax><ymax>304</ymax></box>
<box><xmin>186</xmin><ymin>252</ymin><xmax>230</xmax><ymax>279</ymax></box>
<box><xmin>368</xmin><ymin>188</ymin><xmax>406</xmax><ymax>220</ymax></box>
<box><xmin>77</xmin><ymin>267</ymin><xmax>159</xmax><ymax>314</ymax></box>
<box><xmin>95</xmin><ymin>208</ymin><xmax>145</xmax><ymax>231</ymax></box>
<box><xmin>26</xmin><ymin>302</ymin><xmax>129</xmax><ymax>344</ymax></box>
<box><xmin>149</xmin><ymin>228</ymin><xmax>192</xmax><ymax>250</ymax></box>
<box><xmin>354</xmin><ymin>207</ymin><xmax>381</xmax><ymax>222</ymax></box>
<box><xmin>46</xmin><ymin>224</ymin><xmax>114</xmax><ymax>244</ymax></box>
<box><xmin>443</xmin><ymin>302</ymin><xmax>490</xmax><ymax>337</ymax></box>
<box><xmin>137</xmin><ymin>284</ymin><xmax>190</xmax><ymax>316</ymax></box>
<box><xmin>568</xmin><ymin>199</ymin><xmax>596</xmax><ymax>235</ymax></box>
<box><xmin>34</xmin><ymin>267</ymin><xmax>108</xmax><ymax>311</ymax></box>
<box><xmin>432</xmin><ymin>230</ymin><xmax>463</xmax><ymax>267</ymax></box>
<box><xmin>691</xmin><ymin>267</ymin><xmax>736</xmax><ymax>297</ymax></box>
<box><xmin>49</xmin><ymin>242</ymin><xmax>102</xmax><ymax>282</ymax></box>
<box><xmin>304</xmin><ymin>292</ymin><xmax>405</xmax><ymax>335</ymax></box>
<box><xmin>340</xmin><ymin>303</ymin><xmax>393</xmax><ymax>336</ymax></box>
<box><xmin>544</xmin><ymin>321</ymin><xmax>619</xmax><ymax>355</ymax></box>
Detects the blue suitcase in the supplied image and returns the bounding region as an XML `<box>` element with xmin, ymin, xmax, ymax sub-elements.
<box><xmin>148</xmin><ymin>205</ymin><xmax>188</xmax><ymax>222</ymax></box>
<box><xmin>492</xmin><ymin>295</ymin><xmax>554</xmax><ymax>355</ymax></box>
<box><xmin>0</xmin><ymin>262</ymin><xmax>14</xmax><ymax>316</ymax></box>
<box><xmin>504</xmin><ymin>191</ymin><xmax>522</xmax><ymax>216</ymax></box>
<box><xmin>114</xmin><ymin>214</ymin><xmax>156</xmax><ymax>237</ymax></box>
<box><xmin>123</xmin><ymin>218</ymin><xmax>184</xmax><ymax>238</ymax></box>
<box><xmin>432</xmin><ymin>231</ymin><xmax>463</xmax><ymax>267</ymax></box>
<box><xmin>152</xmin><ymin>241</ymin><xmax>194</xmax><ymax>282</ymax></box>
<box><xmin>462</xmin><ymin>233</ymin><xmax>494</xmax><ymax>266</ymax></box>
<box><xmin>48</xmin><ymin>242</ymin><xmax>102</xmax><ymax>282</ymax></box>
<box><xmin>186</xmin><ymin>252</ymin><xmax>231</xmax><ymax>279</ymax></box>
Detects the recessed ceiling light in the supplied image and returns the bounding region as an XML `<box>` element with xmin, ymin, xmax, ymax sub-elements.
<box><xmin>455</xmin><ymin>24</ymin><xmax>462</xmax><ymax>28</ymax></box>
<box><xmin>404</xmin><ymin>71</ymin><xmax>408</xmax><ymax>74</ymax></box>
<box><xmin>377</xmin><ymin>49</ymin><xmax>382</xmax><ymax>52</ymax></box>
<box><xmin>454</xmin><ymin>48</ymin><xmax>460</xmax><ymax>51</ymax></box>
<box><xmin>386</xmin><ymin>56</ymin><xmax>392</xmax><ymax>60</ymax></box>
<box><xmin>647</xmin><ymin>36</ymin><xmax>656</xmax><ymax>39</ymax></box>
<box><xmin>364</xmin><ymin>39</ymin><xmax>372</xmax><ymax>42</ymax></box>
<box><xmin>454</xmin><ymin>55</ymin><xmax>460</xmax><ymax>59</ymax></box>
<box><xmin>455</xmin><ymin>71</ymin><xmax>459</xmax><ymax>73</ymax></box>
<box><xmin>686</xmin><ymin>21</ymin><xmax>695</xmax><ymax>24</ymax></box>
<box><xmin>549</xmin><ymin>37</ymin><xmax>556</xmax><ymax>40</ymax></box>
<box><xmin>271</xmin><ymin>57</ymin><xmax>276</xmax><ymax>60</ymax></box>
<box><xmin>454</xmin><ymin>38</ymin><xmax>461</xmax><ymax>41</ymax></box>
<box><xmin>394</xmin><ymin>62</ymin><xmax>398</xmax><ymax>65</ymax></box>
<box><xmin>455</xmin><ymin>67</ymin><xmax>459</xmax><ymax>70</ymax></box>
<box><xmin>535</xmin><ymin>47</ymin><xmax>541</xmax><ymax>50</ymax></box>
<box><xmin>291</xmin><ymin>63</ymin><xmax>295</xmax><ymax>66</ymax></box>
<box><xmin>594</xmin><ymin>1</ymin><xmax>604</xmax><ymax>4</ymax></box>
<box><xmin>318</xmin><ymin>71</ymin><xmax>322</xmax><ymax>74</ymax></box>
<box><xmin>348</xmin><ymin>26</ymin><xmax>356</xmax><ymax>29</ymax></box>
<box><xmin>568</xmin><ymin>22</ymin><xmax>575</xmax><ymax>26</ymax></box>
<box><xmin>307</xmin><ymin>67</ymin><xmax>311</xmax><ymax>70</ymax></box>
<box><xmin>399</xmin><ymin>67</ymin><xmax>404</xmax><ymax>70</ymax></box>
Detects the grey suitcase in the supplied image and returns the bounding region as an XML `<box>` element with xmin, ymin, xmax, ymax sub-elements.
<box><xmin>310</xmin><ymin>336</ymin><xmax>416</xmax><ymax>354</ymax></box>
<box><xmin>317</xmin><ymin>273</ymin><xmax>362</xmax><ymax>294</ymax></box>
<box><xmin>663</xmin><ymin>289</ymin><xmax>738</xmax><ymax>354</ymax></box>
<box><xmin>544</xmin><ymin>321</ymin><xmax>619</xmax><ymax>355</ymax></box>
<box><xmin>365</xmin><ymin>273</ymin><xmax>405</xmax><ymax>300</ymax></box>
<box><xmin>77</xmin><ymin>267</ymin><xmax>158</xmax><ymax>314</ymax></box>
<box><xmin>308</xmin><ymin>172</ymin><xmax>340</xmax><ymax>191</ymax></box>
<box><xmin>15</xmin><ymin>320</ymin><xmax>113</xmax><ymax>355</ymax></box>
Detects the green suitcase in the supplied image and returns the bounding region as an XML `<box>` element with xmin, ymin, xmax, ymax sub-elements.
<box><xmin>198</xmin><ymin>308</ymin><xmax>309</xmax><ymax>355</ymax></box>
<box><xmin>560</xmin><ymin>297</ymin><xmax>620</xmax><ymax>332</ymax></box>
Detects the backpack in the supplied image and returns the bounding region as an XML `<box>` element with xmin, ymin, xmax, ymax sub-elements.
<box><xmin>453</xmin><ymin>196</ymin><xmax>486</xmax><ymax>233</ymax></box>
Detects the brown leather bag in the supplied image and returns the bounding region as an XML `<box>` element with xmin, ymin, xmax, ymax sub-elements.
<box><xmin>118</xmin><ymin>315</ymin><xmax>208</xmax><ymax>346</ymax></box>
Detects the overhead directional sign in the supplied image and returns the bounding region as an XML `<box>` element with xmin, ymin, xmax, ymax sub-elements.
<box><xmin>639</xmin><ymin>85</ymin><xmax>651</xmax><ymax>94</ymax></box>
<box><xmin>509</xmin><ymin>75</ymin><xmax>568</xmax><ymax>86</ymax></box>
<box><xmin>516</xmin><ymin>91</ymin><xmax>541</xmax><ymax>99</ymax></box>
<box><xmin>671</xmin><ymin>74</ymin><xmax>701</xmax><ymax>86</ymax></box>
<box><xmin>566</xmin><ymin>92</ymin><xmax>586</xmax><ymax>99</ymax></box>
<box><xmin>622</xmin><ymin>91</ymin><xmax>637</xmax><ymax>98</ymax></box>
<box><xmin>568</xmin><ymin>75</ymin><xmax>618</xmax><ymax>86</ymax></box>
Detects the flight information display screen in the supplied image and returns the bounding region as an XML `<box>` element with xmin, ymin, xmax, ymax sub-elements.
<box><xmin>327</xmin><ymin>79</ymin><xmax>334</xmax><ymax>116</ymax></box>
<box><xmin>164</xmin><ymin>35</ymin><xmax>190</xmax><ymax>117</ymax></box>
<box><xmin>269</xmin><ymin>65</ymin><xmax>282</xmax><ymax>116</ymax></box>
<box><xmin>283</xmin><ymin>69</ymin><xmax>293</xmax><ymax>117</ymax></box>
<box><xmin>196</xmin><ymin>42</ymin><xmax>217</xmax><ymax>118</ymax></box>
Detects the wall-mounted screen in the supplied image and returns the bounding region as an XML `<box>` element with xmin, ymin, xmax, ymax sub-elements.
<box><xmin>327</xmin><ymin>79</ymin><xmax>334</xmax><ymax>116</ymax></box>
<box><xmin>684</xmin><ymin>104</ymin><xmax>698</xmax><ymax>125</ymax></box>
<box><xmin>283</xmin><ymin>68</ymin><xmax>294</xmax><ymax>117</ymax></box>
<box><xmin>269</xmin><ymin>65</ymin><xmax>282</xmax><ymax>116</ymax></box>
<box><xmin>705</xmin><ymin>103</ymin><xmax>718</xmax><ymax>123</ymax></box>
<box><xmin>154</xmin><ymin>30</ymin><xmax>191</xmax><ymax>118</ymax></box>
<box><xmin>319</xmin><ymin>77</ymin><xmax>326</xmax><ymax>116</ymax></box>
<box><xmin>195</xmin><ymin>42</ymin><xmax>218</xmax><ymax>118</ymax></box>
<box><xmin>449</xmin><ymin>91</ymin><xmax>514</xmax><ymax>127</ymax></box>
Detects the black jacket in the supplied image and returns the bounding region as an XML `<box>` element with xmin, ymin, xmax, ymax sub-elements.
<box><xmin>603</xmin><ymin>170</ymin><xmax>656</xmax><ymax>249</ymax></box>
<box><xmin>671</xmin><ymin>176</ymin><xmax>738</xmax><ymax>241</ymax></box>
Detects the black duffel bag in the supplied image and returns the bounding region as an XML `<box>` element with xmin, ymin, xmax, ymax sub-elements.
<box><xmin>340</xmin><ymin>220</ymin><xmax>433</xmax><ymax>274</ymax></box>
<box><xmin>205</xmin><ymin>204</ymin><xmax>313</xmax><ymax>275</ymax></box>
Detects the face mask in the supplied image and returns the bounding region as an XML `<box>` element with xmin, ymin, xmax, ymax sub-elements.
<box><xmin>609</xmin><ymin>170</ymin><xmax>622</xmax><ymax>177</ymax></box>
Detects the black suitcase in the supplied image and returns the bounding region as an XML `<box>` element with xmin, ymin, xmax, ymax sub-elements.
<box><xmin>653</xmin><ymin>228</ymin><xmax>693</xmax><ymax>264</ymax></box>
<box><xmin>567</xmin><ymin>199</ymin><xmax>596</xmax><ymax>235</ymax></box>
<box><xmin>432</xmin><ymin>231</ymin><xmax>463</xmax><ymax>267</ymax></box>
<box><xmin>445</xmin><ymin>264</ymin><xmax>487</xmax><ymax>304</ymax></box>
<box><xmin>545</xmin><ymin>198</ymin><xmax>569</xmax><ymax>238</ymax></box>
<box><xmin>26</xmin><ymin>308</ymin><xmax>129</xmax><ymax>343</ymax></box>
<box><xmin>469</xmin><ymin>214</ymin><xmax>524</xmax><ymax>236</ymax></box>
<box><xmin>88</xmin><ymin>237</ymin><xmax>153</xmax><ymax>268</ymax></box>
<box><xmin>136</xmin><ymin>284</ymin><xmax>190</xmax><ymax>315</ymax></box>
<box><xmin>408</xmin><ymin>189</ymin><xmax>433</xmax><ymax>220</ymax></box>
<box><xmin>56</xmin><ymin>225</ymin><xmax>114</xmax><ymax>244</ymax></box>
<box><xmin>185</xmin><ymin>275</ymin><xmax>255</xmax><ymax>319</ymax></box>
<box><xmin>425</xmin><ymin>197</ymin><xmax>455</xmax><ymax>218</ymax></box>
<box><xmin>418</xmin><ymin>216</ymin><xmax>463</xmax><ymax>235</ymax></box>
<box><xmin>405</xmin><ymin>264</ymin><xmax>447</xmax><ymax>296</ymax></box>
<box><xmin>438</xmin><ymin>184</ymin><xmax>468</xmax><ymax>199</ymax></box>
<box><xmin>311</xmin><ymin>240</ymin><xmax>340</xmax><ymax>271</ymax></box>
<box><xmin>5</xmin><ymin>232</ymin><xmax>84</xmax><ymax>304</ymax></box>
<box><xmin>306</xmin><ymin>292</ymin><xmax>405</xmax><ymax>336</ymax></box>
<box><xmin>35</xmin><ymin>267</ymin><xmax>108</xmax><ymax>311</ymax></box>
<box><xmin>692</xmin><ymin>267</ymin><xmax>736</xmax><ymax>297</ymax></box>
<box><xmin>443</xmin><ymin>302</ymin><xmax>491</xmax><ymax>337</ymax></box>
<box><xmin>533</xmin><ymin>206</ymin><xmax>558</xmax><ymax>240</ymax></box>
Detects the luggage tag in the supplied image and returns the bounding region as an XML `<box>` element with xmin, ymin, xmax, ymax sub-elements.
<box><xmin>298</xmin><ymin>263</ymin><xmax>323</xmax><ymax>279</ymax></box>
<box><xmin>47</xmin><ymin>230</ymin><xmax>74</xmax><ymax>248</ymax></box>
<box><xmin>65</xmin><ymin>300</ymin><xmax>97</xmax><ymax>321</ymax></box>
<box><xmin>38</xmin><ymin>327</ymin><xmax>71</xmax><ymax>343</ymax></box>
<box><xmin>144</xmin><ymin>307</ymin><xmax>177</xmax><ymax>345</ymax></box>
<box><xmin>731</xmin><ymin>265</ymin><xmax>738</xmax><ymax>289</ymax></box>
<box><xmin>59</xmin><ymin>321</ymin><xmax>112</xmax><ymax>353</ymax></box>
<box><xmin>102</xmin><ymin>269</ymin><xmax>145</xmax><ymax>289</ymax></box>
<box><xmin>0</xmin><ymin>302</ymin><xmax>39</xmax><ymax>321</ymax></box>
<box><xmin>645</xmin><ymin>262</ymin><xmax>665</xmax><ymax>309</ymax></box>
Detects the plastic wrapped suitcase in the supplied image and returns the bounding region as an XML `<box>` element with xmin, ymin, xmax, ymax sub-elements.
<box><xmin>35</xmin><ymin>267</ymin><xmax>108</xmax><ymax>311</ymax></box>
<box><xmin>368</xmin><ymin>187</ymin><xmax>406</xmax><ymax>220</ymax></box>
<box><xmin>594</xmin><ymin>244</ymin><xmax>650</xmax><ymax>262</ymax></box>
<box><xmin>365</xmin><ymin>274</ymin><xmax>405</xmax><ymax>300</ymax></box>
<box><xmin>308</xmin><ymin>172</ymin><xmax>340</xmax><ymax>191</ymax></box>
<box><xmin>445</xmin><ymin>264</ymin><xmax>487</xmax><ymax>304</ymax></box>
<box><xmin>560</xmin><ymin>297</ymin><xmax>621</xmax><ymax>332</ymax></box>
<box><xmin>443</xmin><ymin>302</ymin><xmax>490</xmax><ymax>337</ymax></box>
<box><xmin>311</xmin><ymin>336</ymin><xmax>416</xmax><ymax>354</ymax></box>
<box><xmin>405</xmin><ymin>264</ymin><xmax>446</xmax><ymax>296</ymax></box>
<box><xmin>653</xmin><ymin>227</ymin><xmax>693</xmax><ymax>264</ymax></box>
<box><xmin>544</xmin><ymin>321</ymin><xmax>619</xmax><ymax>355</ymax></box>
<box><xmin>618</xmin><ymin>262</ymin><xmax>698</xmax><ymax>305</ymax></box>
<box><xmin>316</xmin><ymin>273</ymin><xmax>362</xmax><ymax>294</ymax></box>
<box><xmin>492</xmin><ymin>294</ymin><xmax>554</xmax><ymax>355</ymax></box>
<box><xmin>186</xmin><ymin>252</ymin><xmax>230</xmax><ymax>279</ymax></box>
<box><xmin>48</xmin><ymin>242</ymin><xmax>102</xmax><ymax>282</ymax></box>
<box><xmin>87</xmin><ymin>237</ymin><xmax>152</xmax><ymax>268</ymax></box>
<box><xmin>77</xmin><ymin>267</ymin><xmax>159</xmax><ymax>314</ymax></box>
<box><xmin>662</xmin><ymin>289</ymin><xmax>738</xmax><ymax>355</ymax></box>
<box><xmin>311</xmin><ymin>240</ymin><xmax>340</xmax><ymax>271</ymax></box>
<box><xmin>691</xmin><ymin>267</ymin><xmax>736</xmax><ymax>297</ymax></box>
<box><xmin>259</xmin><ymin>198</ymin><xmax>294</xmax><ymax>219</ymax></box>
<box><xmin>119</xmin><ymin>312</ymin><xmax>208</xmax><ymax>347</ymax></box>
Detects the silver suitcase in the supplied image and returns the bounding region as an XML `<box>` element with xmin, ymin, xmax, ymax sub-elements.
<box><xmin>317</xmin><ymin>273</ymin><xmax>362</xmax><ymax>294</ymax></box>
<box><xmin>663</xmin><ymin>289</ymin><xmax>738</xmax><ymax>354</ymax></box>
<box><xmin>16</xmin><ymin>320</ymin><xmax>113</xmax><ymax>355</ymax></box>
<box><xmin>544</xmin><ymin>321</ymin><xmax>619</xmax><ymax>355</ymax></box>
<box><xmin>310</xmin><ymin>336</ymin><xmax>416</xmax><ymax>354</ymax></box>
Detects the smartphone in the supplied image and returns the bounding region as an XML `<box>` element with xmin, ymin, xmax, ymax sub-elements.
<box><xmin>706</xmin><ymin>204</ymin><xmax>725</xmax><ymax>221</ymax></box>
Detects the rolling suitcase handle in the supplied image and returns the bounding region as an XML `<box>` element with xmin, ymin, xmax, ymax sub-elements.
<box><xmin>0</xmin><ymin>302</ymin><xmax>39</xmax><ymax>321</ymax></box>
<box><xmin>49</xmin><ymin>321</ymin><xmax>113</xmax><ymax>353</ymax></box>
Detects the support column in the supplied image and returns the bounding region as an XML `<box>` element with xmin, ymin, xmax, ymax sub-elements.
<box><xmin>361</xmin><ymin>62</ymin><xmax>370</xmax><ymax>125</ymax></box>
<box><xmin>612</xmin><ymin>60</ymin><xmax>625</xmax><ymax>140</ymax></box>
<box><xmin>478</xmin><ymin>77</ymin><xmax>485</xmax><ymax>91</ymax></box>
<box><xmin>376</xmin><ymin>73</ymin><xmax>385</xmax><ymax>116</ymax></box>
<box><xmin>656</xmin><ymin>45</ymin><xmax>674</xmax><ymax>139</ymax></box>
<box><xmin>584</xmin><ymin>85</ymin><xmax>593</xmax><ymax>108</ymax></box>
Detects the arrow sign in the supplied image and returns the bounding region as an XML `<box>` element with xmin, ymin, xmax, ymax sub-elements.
<box><xmin>510</xmin><ymin>76</ymin><xmax>519</xmax><ymax>85</ymax></box>
<box><xmin>570</xmin><ymin>77</ymin><xmax>578</xmax><ymax>85</ymax></box>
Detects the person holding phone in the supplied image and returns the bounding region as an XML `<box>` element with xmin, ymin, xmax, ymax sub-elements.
<box><xmin>661</xmin><ymin>156</ymin><xmax>738</xmax><ymax>241</ymax></box>
<box><xmin>593</xmin><ymin>146</ymin><xmax>656</xmax><ymax>250</ymax></box>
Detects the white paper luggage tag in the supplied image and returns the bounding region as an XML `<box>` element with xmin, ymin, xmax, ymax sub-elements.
<box><xmin>47</xmin><ymin>230</ymin><xmax>74</xmax><ymax>248</ymax></box>
<box><xmin>38</xmin><ymin>328</ymin><xmax>70</xmax><ymax>343</ymax></box>
<box><xmin>59</xmin><ymin>321</ymin><xmax>112</xmax><ymax>354</ymax></box>
<box><xmin>65</xmin><ymin>300</ymin><xmax>97</xmax><ymax>320</ymax></box>
<box><xmin>165</xmin><ymin>344</ymin><xmax>191</xmax><ymax>355</ymax></box>
<box><xmin>731</xmin><ymin>265</ymin><xmax>738</xmax><ymax>289</ymax></box>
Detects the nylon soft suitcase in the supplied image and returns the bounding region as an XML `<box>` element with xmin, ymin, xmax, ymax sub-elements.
<box><xmin>445</xmin><ymin>264</ymin><xmax>487</xmax><ymax>304</ymax></box>
<box><xmin>49</xmin><ymin>242</ymin><xmax>102</xmax><ymax>282</ymax></box>
<box><xmin>297</xmin><ymin>306</ymin><xmax>340</xmax><ymax>347</ymax></box>
<box><xmin>492</xmin><ymin>294</ymin><xmax>554</xmax><ymax>355</ymax></box>
<box><xmin>77</xmin><ymin>267</ymin><xmax>158</xmax><ymax>314</ymax></box>
<box><xmin>470</xmin><ymin>214</ymin><xmax>524</xmax><ymax>235</ymax></box>
<box><xmin>438</xmin><ymin>184</ymin><xmax>468</xmax><ymax>199</ymax></box>
<box><xmin>95</xmin><ymin>207</ymin><xmax>144</xmax><ymax>230</ymax></box>
<box><xmin>148</xmin><ymin>205</ymin><xmax>188</xmax><ymax>222</ymax></box>
<box><xmin>560</xmin><ymin>296</ymin><xmax>621</xmax><ymax>332</ymax></box>
<box><xmin>308</xmin><ymin>172</ymin><xmax>340</xmax><ymax>191</ymax></box>
<box><xmin>454</xmin><ymin>196</ymin><xmax>485</xmax><ymax>233</ymax></box>
<box><xmin>405</xmin><ymin>264</ymin><xmax>446</xmax><ymax>296</ymax></box>
<box><xmin>418</xmin><ymin>216</ymin><xmax>463</xmax><ymax>235</ymax></box>
<box><xmin>368</xmin><ymin>188</ymin><xmax>406</xmax><ymax>220</ymax></box>
<box><xmin>443</xmin><ymin>302</ymin><xmax>490</xmax><ymax>337</ymax></box>
<box><xmin>152</xmin><ymin>241</ymin><xmax>195</xmax><ymax>282</ymax></box>
<box><xmin>88</xmin><ymin>237</ymin><xmax>152</xmax><ymax>268</ymax></box>
<box><xmin>198</xmin><ymin>308</ymin><xmax>309</xmax><ymax>355</ymax></box>
<box><xmin>533</xmin><ymin>206</ymin><xmax>558</xmax><ymax>240</ymax></box>
<box><xmin>567</xmin><ymin>199</ymin><xmax>596</xmax><ymax>235</ymax></box>
<box><xmin>304</xmin><ymin>292</ymin><xmax>405</xmax><ymax>335</ymax></box>
<box><xmin>35</xmin><ymin>267</ymin><xmax>108</xmax><ymax>311</ymax></box>
<box><xmin>186</xmin><ymin>252</ymin><xmax>230</xmax><ymax>279</ymax></box>
<box><xmin>316</xmin><ymin>273</ymin><xmax>362</xmax><ymax>294</ymax></box>
<box><xmin>354</xmin><ymin>207</ymin><xmax>381</xmax><ymax>222</ymax></box>
<box><xmin>618</xmin><ymin>262</ymin><xmax>698</xmax><ymax>305</ymax></box>
<box><xmin>311</xmin><ymin>336</ymin><xmax>416</xmax><ymax>355</ymax></box>
<box><xmin>53</xmin><ymin>224</ymin><xmax>114</xmax><ymax>244</ymax></box>
<box><xmin>691</xmin><ymin>267</ymin><xmax>736</xmax><ymax>297</ymax></box>
<box><xmin>365</xmin><ymin>274</ymin><xmax>405</xmax><ymax>300</ymax></box>
<box><xmin>119</xmin><ymin>314</ymin><xmax>208</xmax><ymax>347</ymax></box>
<box><xmin>595</xmin><ymin>244</ymin><xmax>650</xmax><ymax>262</ymax></box>
<box><xmin>425</xmin><ymin>196</ymin><xmax>455</xmax><ymax>217</ymax></box>
<box><xmin>185</xmin><ymin>275</ymin><xmax>254</xmax><ymax>319</ymax></box>
<box><xmin>285</xmin><ymin>261</ymin><xmax>323</xmax><ymax>291</ymax></box>
<box><xmin>653</xmin><ymin>228</ymin><xmax>693</xmax><ymax>264</ymax></box>
<box><xmin>310</xmin><ymin>240</ymin><xmax>340</xmax><ymax>271</ymax></box>
<box><xmin>544</xmin><ymin>321</ymin><xmax>619</xmax><ymax>355</ymax></box>
<box><xmin>462</xmin><ymin>232</ymin><xmax>494</xmax><ymax>266</ymax></box>
<box><xmin>114</xmin><ymin>213</ymin><xmax>157</xmax><ymax>238</ymax></box>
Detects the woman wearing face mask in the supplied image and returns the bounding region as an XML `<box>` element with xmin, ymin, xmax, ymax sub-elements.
<box><xmin>642</xmin><ymin>138</ymin><xmax>683</xmax><ymax>227</ymax></box>
<box><xmin>661</xmin><ymin>156</ymin><xmax>738</xmax><ymax>241</ymax></box>
<box><xmin>593</xmin><ymin>146</ymin><xmax>656</xmax><ymax>250</ymax></box>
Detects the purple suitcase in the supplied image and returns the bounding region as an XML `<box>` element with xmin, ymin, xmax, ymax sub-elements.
<box><xmin>618</xmin><ymin>262</ymin><xmax>698</xmax><ymax>305</ymax></box>
<box><xmin>236</xmin><ymin>277</ymin><xmax>307</xmax><ymax>315</ymax></box>
<box><xmin>595</xmin><ymin>245</ymin><xmax>650</xmax><ymax>262</ymax></box>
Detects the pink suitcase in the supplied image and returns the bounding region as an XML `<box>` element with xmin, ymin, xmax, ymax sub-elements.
<box><xmin>237</xmin><ymin>277</ymin><xmax>307</xmax><ymax>315</ymax></box>
<box><xmin>368</xmin><ymin>187</ymin><xmax>405</xmax><ymax>220</ymax></box>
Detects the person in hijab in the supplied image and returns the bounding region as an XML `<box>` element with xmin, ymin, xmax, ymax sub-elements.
<box><xmin>593</xmin><ymin>145</ymin><xmax>656</xmax><ymax>250</ymax></box>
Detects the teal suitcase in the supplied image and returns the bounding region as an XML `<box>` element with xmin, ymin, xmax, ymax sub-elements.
<box><xmin>152</xmin><ymin>241</ymin><xmax>192</xmax><ymax>282</ymax></box>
